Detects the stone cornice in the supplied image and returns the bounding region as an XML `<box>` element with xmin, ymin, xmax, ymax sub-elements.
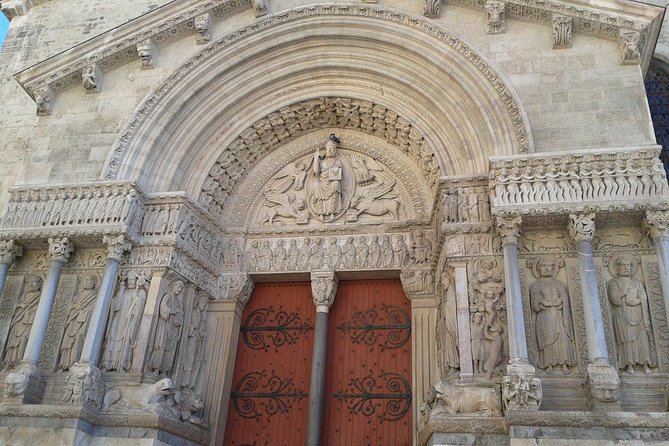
<box><xmin>446</xmin><ymin>0</ymin><xmax>663</xmax><ymax>71</ymax></box>
<box><xmin>13</xmin><ymin>0</ymin><xmax>250</xmax><ymax>100</ymax></box>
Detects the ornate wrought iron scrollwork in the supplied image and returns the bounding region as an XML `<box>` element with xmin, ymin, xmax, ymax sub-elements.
<box><xmin>336</xmin><ymin>304</ymin><xmax>411</xmax><ymax>351</ymax></box>
<box><xmin>230</xmin><ymin>371</ymin><xmax>308</xmax><ymax>420</ymax></box>
<box><xmin>240</xmin><ymin>305</ymin><xmax>313</xmax><ymax>351</ymax></box>
<box><xmin>334</xmin><ymin>371</ymin><xmax>412</xmax><ymax>421</ymax></box>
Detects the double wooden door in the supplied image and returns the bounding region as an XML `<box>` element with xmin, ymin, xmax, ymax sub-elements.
<box><xmin>224</xmin><ymin>279</ymin><xmax>412</xmax><ymax>446</ymax></box>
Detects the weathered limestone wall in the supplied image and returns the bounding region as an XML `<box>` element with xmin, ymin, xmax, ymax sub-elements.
<box><xmin>0</xmin><ymin>0</ymin><xmax>658</xmax><ymax>213</ymax></box>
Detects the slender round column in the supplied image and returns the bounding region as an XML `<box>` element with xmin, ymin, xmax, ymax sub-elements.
<box><xmin>23</xmin><ymin>237</ymin><xmax>73</xmax><ymax>364</ymax></box>
<box><xmin>495</xmin><ymin>216</ymin><xmax>528</xmax><ymax>363</ymax></box>
<box><xmin>306</xmin><ymin>272</ymin><xmax>338</xmax><ymax>446</ymax></box>
<box><xmin>79</xmin><ymin>235</ymin><xmax>131</xmax><ymax>365</ymax></box>
<box><xmin>645</xmin><ymin>211</ymin><xmax>669</xmax><ymax>327</ymax></box>
<box><xmin>0</xmin><ymin>239</ymin><xmax>22</xmax><ymax>296</ymax></box>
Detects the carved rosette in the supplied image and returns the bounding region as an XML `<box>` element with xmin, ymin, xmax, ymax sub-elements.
<box><xmin>0</xmin><ymin>239</ymin><xmax>23</xmax><ymax>265</ymax></box>
<box><xmin>568</xmin><ymin>213</ymin><xmax>595</xmax><ymax>242</ymax></box>
<box><xmin>495</xmin><ymin>215</ymin><xmax>522</xmax><ymax>246</ymax></box>
<box><xmin>103</xmin><ymin>234</ymin><xmax>131</xmax><ymax>261</ymax></box>
<box><xmin>400</xmin><ymin>268</ymin><xmax>435</xmax><ymax>299</ymax></box>
<box><xmin>48</xmin><ymin>237</ymin><xmax>74</xmax><ymax>264</ymax></box>
<box><xmin>219</xmin><ymin>273</ymin><xmax>254</xmax><ymax>305</ymax></box>
<box><xmin>645</xmin><ymin>210</ymin><xmax>669</xmax><ymax>240</ymax></box>
<box><xmin>311</xmin><ymin>272</ymin><xmax>338</xmax><ymax>312</ymax></box>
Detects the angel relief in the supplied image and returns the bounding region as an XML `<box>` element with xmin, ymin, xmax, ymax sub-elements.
<box><xmin>257</xmin><ymin>134</ymin><xmax>404</xmax><ymax>226</ymax></box>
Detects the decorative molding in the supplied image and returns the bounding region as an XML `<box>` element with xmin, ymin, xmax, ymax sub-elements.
<box><xmin>485</xmin><ymin>1</ymin><xmax>506</xmax><ymax>34</ymax></box>
<box><xmin>552</xmin><ymin>14</ymin><xmax>572</xmax><ymax>49</ymax></box>
<box><xmin>490</xmin><ymin>146</ymin><xmax>669</xmax><ymax>216</ymax></box>
<box><xmin>103</xmin><ymin>3</ymin><xmax>534</xmax><ymax>181</ymax></box>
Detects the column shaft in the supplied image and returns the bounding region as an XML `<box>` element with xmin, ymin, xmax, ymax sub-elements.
<box><xmin>306</xmin><ymin>311</ymin><xmax>329</xmax><ymax>446</ymax></box>
<box><xmin>453</xmin><ymin>264</ymin><xmax>473</xmax><ymax>378</ymax></box>
<box><xmin>23</xmin><ymin>259</ymin><xmax>65</xmax><ymax>363</ymax></box>
<box><xmin>0</xmin><ymin>263</ymin><xmax>11</xmax><ymax>297</ymax></box>
<box><xmin>79</xmin><ymin>257</ymin><xmax>120</xmax><ymax>365</ymax></box>
<box><xmin>502</xmin><ymin>241</ymin><xmax>528</xmax><ymax>362</ymax></box>
<box><xmin>575</xmin><ymin>239</ymin><xmax>608</xmax><ymax>363</ymax></box>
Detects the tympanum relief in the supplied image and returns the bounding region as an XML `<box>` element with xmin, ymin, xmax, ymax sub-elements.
<box><xmin>255</xmin><ymin>134</ymin><xmax>404</xmax><ymax>226</ymax></box>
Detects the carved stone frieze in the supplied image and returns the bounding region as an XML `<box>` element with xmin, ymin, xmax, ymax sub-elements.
<box><xmin>485</xmin><ymin>1</ymin><xmax>506</xmax><ymax>34</ymax></box>
<box><xmin>443</xmin><ymin>233</ymin><xmax>501</xmax><ymax>258</ymax></box>
<box><xmin>401</xmin><ymin>268</ymin><xmax>435</xmax><ymax>298</ymax></box>
<box><xmin>0</xmin><ymin>182</ymin><xmax>142</xmax><ymax>238</ymax></box>
<box><xmin>440</xmin><ymin>176</ymin><xmax>492</xmax><ymax>234</ymax></box>
<box><xmin>490</xmin><ymin>148</ymin><xmax>669</xmax><ymax>216</ymax></box>
<box><xmin>552</xmin><ymin>15</ymin><xmax>572</xmax><ymax>49</ymax></box>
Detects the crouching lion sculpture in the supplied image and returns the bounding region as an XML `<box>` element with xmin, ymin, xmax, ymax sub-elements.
<box><xmin>422</xmin><ymin>381</ymin><xmax>502</xmax><ymax>418</ymax></box>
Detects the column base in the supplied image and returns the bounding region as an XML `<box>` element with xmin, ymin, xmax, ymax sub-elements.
<box><xmin>585</xmin><ymin>361</ymin><xmax>622</xmax><ymax>412</ymax></box>
<box><xmin>502</xmin><ymin>361</ymin><xmax>542</xmax><ymax>411</ymax></box>
<box><xmin>62</xmin><ymin>362</ymin><xmax>105</xmax><ymax>410</ymax></box>
<box><xmin>4</xmin><ymin>361</ymin><xmax>45</xmax><ymax>404</ymax></box>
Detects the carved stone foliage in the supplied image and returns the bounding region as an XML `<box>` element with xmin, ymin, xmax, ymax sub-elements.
<box><xmin>552</xmin><ymin>15</ymin><xmax>572</xmax><ymax>49</ymax></box>
<box><xmin>0</xmin><ymin>182</ymin><xmax>142</xmax><ymax>236</ymax></box>
<box><xmin>200</xmin><ymin>100</ymin><xmax>439</xmax><ymax>219</ymax></box>
<box><xmin>2</xmin><ymin>275</ymin><xmax>43</xmax><ymax>370</ymax></box>
<box><xmin>440</xmin><ymin>177</ymin><xmax>492</xmax><ymax>232</ymax></box>
<box><xmin>603</xmin><ymin>254</ymin><xmax>656</xmax><ymax>374</ymax></box>
<box><xmin>101</xmin><ymin>270</ymin><xmax>151</xmax><ymax>373</ymax></box>
<box><xmin>485</xmin><ymin>1</ymin><xmax>506</xmax><ymax>34</ymax></box>
<box><xmin>490</xmin><ymin>148</ymin><xmax>669</xmax><ymax>215</ymax></box>
<box><xmin>468</xmin><ymin>257</ymin><xmax>507</xmax><ymax>378</ymax></box>
<box><xmin>244</xmin><ymin>231</ymin><xmax>431</xmax><ymax>272</ymax></box>
<box><xmin>526</xmin><ymin>256</ymin><xmax>577</xmax><ymax>375</ymax></box>
<box><xmin>253</xmin><ymin>134</ymin><xmax>406</xmax><ymax>226</ymax></box>
<box><xmin>423</xmin><ymin>0</ymin><xmax>441</xmax><ymax>17</ymax></box>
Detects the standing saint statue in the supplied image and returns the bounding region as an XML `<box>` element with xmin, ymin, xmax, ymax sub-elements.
<box><xmin>437</xmin><ymin>270</ymin><xmax>459</xmax><ymax>378</ymax></box>
<box><xmin>101</xmin><ymin>270</ymin><xmax>149</xmax><ymax>372</ymax></box>
<box><xmin>3</xmin><ymin>275</ymin><xmax>43</xmax><ymax>369</ymax></box>
<box><xmin>529</xmin><ymin>257</ymin><xmax>576</xmax><ymax>374</ymax></box>
<box><xmin>148</xmin><ymin>280</ymin><xmax>185</xmax><ymax>377</ymax></box>
<box><xmin>181</xmin><ymin>292</ymin><xmax>208</xmax><ymax>389</ymax></box>
<box><xmin>310</xmin><ymin>134</ymin><xmax>343</xmax><ymax>222</ymax></box>
<box><xmin>607</xmin><ymin>255</ymin><xmax>654</xmax><ymax>374</ymax></box>
<box><xmin>57</xmin><ymin>274</ymin><xmax>99</xmax><ymax>372</ymax></box>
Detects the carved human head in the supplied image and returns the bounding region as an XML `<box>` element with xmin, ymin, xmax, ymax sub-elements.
<box><xmin>126</xmin><ymin>271</ymin><xmax>139</xmax><ymax>288</ymax></box>
<box><xmin>303</xmin><ymin>237</ymin><xmax>311</xmax><ymax>246</ymax></box>
<box><xmin>26</xmin><ymin>275</ymin><xmax>43</xmax><ymax>292</ymax></box>
<box><xmin>277</xmin><ymin>239</ymin><xmax>284</xmax><ymax>246</ymax></box>
<box><xmin>325</xmin><ymin>141</ymin><xmax>337</xmax><ymax>157</ymax></box>
<box><xmin>315</xmin><ymin>237</ymin><xmax>323</xmax><ymax>245</ymax></box>
<box><xmin>613</xmin><ymin>255</ymin><xmax>635</xmax><ymax>277</ymax></box>
<box><xmin>536</xmin><ymin>257</ymin><xmax>557</xmax><ymax>278</ymax></box>
<box><xmin>82</xmin><ymin>274</ymin><xmax>98</xmax><ymax>290</ymax></box>
<box><xmin>295</xmin><ymin>199</ymin><xmax>306</xmax><ymax>210</ymax></box>
<box><xmin>346</xmin><ymin>236</ymin><xmax>354</xmax><ymax>244</ymax></box>
<box><xmin>171</xmin><ymin>280</ymin><xmax>185</xmax><ymax>295</ymax></box>
<box><xmin>371</xmin><ymin>235</ymin><xmax>378</xmax><ymax>242</ymax></box>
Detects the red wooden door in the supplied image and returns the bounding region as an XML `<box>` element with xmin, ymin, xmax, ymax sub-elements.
<box><xmin>322</xmin><ymin>279</ymin><xmax>412</xmax><ymax>446</ymax></box>
<box><xmin>224</xmin><ymin>282</ymin><xmax>314</xmax><ymax>446</ymax></box>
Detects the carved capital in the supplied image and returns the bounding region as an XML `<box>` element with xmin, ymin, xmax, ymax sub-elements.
<box><xmin>400</xmin><ymin>268</ymin><xmax>435</xmax><ymax>299</ymax></box>
<box><xmin>1</xmin><ymin>0</ymin><xmax>28</xmax><ymax>20</ymax></box>
<box><xmin>568</xmin><ymin>213</ymin><xmax>595</xmax><ymax>242</ymax></box>
<box><xmin>34</xmin><ymin>85</ymin><xmax>53</xmax><ymax>116</ymax></box>
<box><xmin>4</xmin><ymin>361</ymin><xmax>41</xmax><ymax>401</ymax></box>
<box><xmin>48</xmin><ymin>237</ymin><xmax>74</xmax><ymax>264</ymax></box>
<box><xmin>219</xmin><ymin>273</ymin><xmax>254</xmax><ymax>305</ymax></box>
<box><xmin>644</xmin><ymin>210</ymin><xmax>669</xmax><ymax>240</ymax></box>
<box><xmin>618</xmin><ymin>30</ymin><xmax>641</xmax><ymax>65</ymax></box>
<box><xmin>63</xmin><ymin>362</ymin><xmax>105</xmax><ymax>409</ymax></box>
<box><xmin>423</xmin><ymin>0</ymin><xmax>441</xmax><ymax>17</ymax></box>
<box><xmin>552</xmin><ymin>15</ymin><xmax>572</xmax><ymax>49</ymax></box>
<box><xmin>103</xmin><ymin>234</ymin><xmax>131</xmax><ymax>261</ymax></box>
<box><xmin>311</xmin><ymin>271</ymin><xmax>338</xmax><ymax>312</ymax></box>
<box><xmin>137</xmin><ymin>39</ymin><xmax>156</xmax><ymax>69</ymax></box>
<box><xmin>495</xmin><ymin>215</ymin><xmax>522</xmax><ymax>245</ymax></box>
<box><xmin>82</xmin><ymin>64</ymin><xmax>102</xmax><ymax>93</ymax></box>
<box><xmin>194</xmin><ymin>13</ymin><xmax>211</xmax><ymax>44</ymax></box>
<box><xmin>585</xmin><ymin>361</ymin><xmax>621</xmax><ymax>408</ymax></box>
<box><xmin>485</xmin><ymin>1</ymin><xmax>506</xmax><ymax>34</ymax></box>
<box><xmin>503</xmin><ymin>362</ymin><xmax>541</xmax><ymax>411</ymax></box>
<box><xmin>0</xmin><ymin>239</ymin><xmax>23</xmax><ymax>265</ymax></box>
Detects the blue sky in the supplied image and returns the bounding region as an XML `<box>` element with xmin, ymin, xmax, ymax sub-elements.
<box><xmin>0</xmin><ymin>15</ymin><xmax>8</xmax><ymax>49</ymax></box>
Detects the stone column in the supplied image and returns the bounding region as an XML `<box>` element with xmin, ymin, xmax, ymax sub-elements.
<box><xmin>207</xmin><ymin>273</ymin><xmax>254</xmax><ymax>446</ymax></box>
<box><xmin>306</xmin><ymin>271</ymin><xmax>338</xmax><ymax>446</ymax></box>
<box><xmin>66</xmin><ymin>235</ymin><xmax>131</xmax><ymax>409</ymax></box>
<box><xmin>0</xmin><ymin>239</ymin><xmax>23</xmax><ymax>296</ymax></box>
<box><xmin>449</xmin><ymin>262</ymin><xmax>473</xmax><ymax>381</ymax></box>
<box><xmin>401</xmin><ymin>267</ymin><xmax>437</xmax><ymax>446</ymax></box>
<box><xmin>645</xmin><ymin>210</ymin><xmax>669</xmax><ymax>326</ymax></box>
<box><xmin>5</xmin><ymin>237</ymin><xmax>73</xmax><ymax>403</ymax></box>
<box><xmin>568</xmin><ymin>213</ymin><xmax>621</xmax><ymax>410</ymax></box>
<box><xmin>495</xmin><ymin>216</ymin><xmax>540</xmax><ymax>410</ymax></box>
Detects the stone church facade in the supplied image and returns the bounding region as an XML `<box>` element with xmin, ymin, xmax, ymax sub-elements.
<box><xmin>1</xmin><ymin>0</ymin><xmax>669</xmax><ymax>444</ymax></box>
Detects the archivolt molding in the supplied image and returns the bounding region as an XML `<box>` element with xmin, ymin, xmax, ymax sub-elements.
<box><xmin>218</xmin><ymin>129</ymin><xmax>434</xmax><ymax>227</ymax></box>
<box><xmin>103</xmin><ymin>3</ymin><xmax>535</xmax><ymax>193</ymax></box>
